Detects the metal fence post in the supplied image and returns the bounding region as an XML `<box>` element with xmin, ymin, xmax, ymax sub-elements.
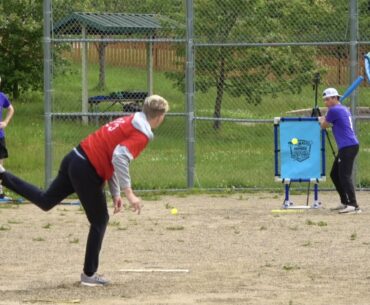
<box><xmin>186</xmin><ymin>0</ymin><xmax>195</xmax><ymax>188</ymax></box>
<box><xmin>147</xmin><ymin>38</ymin><xmax>154</xmax><ymax>96</ymax></box>
<box><xmin>349</xmin><ymin>0</ymin><xmax>359</xmax><ymax>185</ymax></box>
<box><xmin>81</xmin><ymin>25</ymin><xmax>89</xmax><ymax>125</ymax></box>
<box><xmin>43</xmin><ymin>0</ymin><xmax>52</xmax><ymax>187</ymax></box>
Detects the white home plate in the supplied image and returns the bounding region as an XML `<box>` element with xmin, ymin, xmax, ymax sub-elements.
<box><xmin>286</xmin><ymin>205</ymin><xmax>311</xmax><ymax>209</ymax></box>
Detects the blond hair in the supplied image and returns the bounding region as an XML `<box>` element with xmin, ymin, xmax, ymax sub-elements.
<box><xmin>142</xmin><ymin>95</ymin><xmax>169</xmax><ymax>119</ymax></box>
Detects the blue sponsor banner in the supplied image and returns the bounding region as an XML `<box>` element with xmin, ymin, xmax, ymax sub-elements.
<box><xmin>280</xmin><ymin>120</ymin><xmax>322</xmax><ymax>180</ymax></box>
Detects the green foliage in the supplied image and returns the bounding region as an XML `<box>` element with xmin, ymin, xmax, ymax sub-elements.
<box><xmin>0</xmin><ymin>0</ymin><xmax>43</xmax><ymax>98</ymax></box>
<box><xmin>359</xmin><ymin>0</ymin><xmax>370</xmax><ymax>40</ymax></box>
<box><xmin>166</xmin><ymin>0</ymin><xmax>328</xmax><ymax>128</ymax></box>
<box><xmin>53</xmin><ymin>0</ymin><xmax>183</xmax><ymax>16</ymax></box>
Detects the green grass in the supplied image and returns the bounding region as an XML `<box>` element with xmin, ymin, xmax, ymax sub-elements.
<box><xmin>42</xmin><ymin>223</ymin><xmax>52</xmax><ymax>229</ymax></box>
<box><xmin>283</xmin><ymin>264</ymin><xmax>301</xmax><ymax>271</ymax></box>
<box><xmin>4</xmin><ymin>62</ymin><xmax>370</xmax><ymax>191</ymax></box>
<box><xmin>69</xmin><ymin>238</ymin><xmax>79</xmax><ymax>244</ymax></box>
<box><xmin>305</xmin><ymin>219</ymin><xmax>328</xmax><ymax>227</ymax></box>
<box><xmin>0</xmin><ymin>224</ymin><xmax>10</xmax><ymax>231</ymax></box>
<box><xmin>6</xmin><ymin>98</ymin><xmax>45</xmax><ymax>188</ymax></box>
<box><xmin>7</xmin><ymin>219</ymin><xmax>22</xmax><ymax>224</ymax></box>
<box><xmin>166</xmin><ymin>225</ymin><xmax>185</xmax><ymax>231</ymax></box>
<box><xmin>108</xmin><ymin>221</ymin><xmax>120</xmax><ymax>227</ymax></box>
<box><xmin>32</xmin><ymin>237</ymin><xmax>45</xmax><ymax>242</ymax></box>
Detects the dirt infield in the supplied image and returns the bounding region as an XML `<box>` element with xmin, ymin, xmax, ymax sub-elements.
<box><xmin>1</xmin><ymin>192</ymin><xmax>370</xmax><ymax>305</ymax></box>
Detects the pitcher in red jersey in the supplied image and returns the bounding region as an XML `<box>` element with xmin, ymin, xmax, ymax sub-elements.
<box><xmin>0</xmin><ymin>95</ymin><xmax>169</xmax><ymax>286</ymax></box>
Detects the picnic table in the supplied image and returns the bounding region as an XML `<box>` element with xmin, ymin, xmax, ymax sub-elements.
<box><xmin>88</xmin><ymin>91</ymin><xmax>148</xmax><ymax>112</ymax></box>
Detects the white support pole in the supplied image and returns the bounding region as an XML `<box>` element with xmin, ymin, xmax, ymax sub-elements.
<box><xmin>81</xmin><ymin>25</ymin><xmax>88</xmax><ymax>124</ymax></box>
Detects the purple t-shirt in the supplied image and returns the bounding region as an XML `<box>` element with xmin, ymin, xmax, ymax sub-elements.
<box><xmin>326</xmin><ymin>104</ymin><xmax>359</xmax><ymax>149</ymax></box>
<box><xmin>0</xmin><ymin>93</ymin><xmax>11</xmax><ymax>138</ymax></box>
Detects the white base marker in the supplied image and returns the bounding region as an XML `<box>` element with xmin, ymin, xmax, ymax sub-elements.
<box><xmin>119</xmin><ymin>268</ymin><xmax>189</xmax><ymax>273</ymax></box>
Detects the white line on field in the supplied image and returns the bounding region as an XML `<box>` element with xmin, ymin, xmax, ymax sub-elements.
<box><xmin>119</xmin><ymin>268</ymin><xmax>190</xmax><ymax>273</ymax></box>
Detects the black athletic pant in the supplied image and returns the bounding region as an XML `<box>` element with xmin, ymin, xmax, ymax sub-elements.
<box><xmin>1</xmin><ymin>146</ymin><xmax>109</xmax><ymax>276</ymax></box>
<box><xmin>330</xmin><ymin>144</ymin><xmax>359</xmax><ymax>207</ymax></box>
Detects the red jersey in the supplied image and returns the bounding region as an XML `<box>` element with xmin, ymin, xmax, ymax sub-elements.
<box><xmin>80</xmin><ymin>115</ymin><xmax>150</xmax><ymax>181</ymax></box>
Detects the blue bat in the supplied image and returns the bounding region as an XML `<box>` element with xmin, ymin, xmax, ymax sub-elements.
<box><xmin>339</xmin><ymin>76</ymin><xmax>364</xmax><ymax>103</ymax></box>
<box><xmin>365</xmin><ymin>52</ymin><xmax>370</xmax><ymax>83</ymax></box>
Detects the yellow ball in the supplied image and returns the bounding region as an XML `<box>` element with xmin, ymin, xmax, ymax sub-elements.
<box><xmin>291</xmin><ymin>138</ymin><xmax>298</xmax><ymax>145</ymax></box>
<box><xmin>171</xmin><ymin>208</ymin><xmax>178</xmax><ymax>215</ymax></box>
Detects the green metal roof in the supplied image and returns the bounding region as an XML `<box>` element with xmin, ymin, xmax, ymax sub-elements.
<box><xmin>53</xmin><ymin>12</ymin><xmax>171</xmax><ymax>35</ymax></box>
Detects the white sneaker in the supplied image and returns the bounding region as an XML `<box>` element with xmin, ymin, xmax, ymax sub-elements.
<box><xmin>331</xmin><ymin>204</ymin><xmax>346</xmax><ymax>211</ymax></box>
<box><xmin>80</xmin><ymin>272</ymin><xmax>110</xmax><ymax>287</ymax></box>
<box><xmin>311</xmin><ymin>201</ymin><xmax>321</xmax><ymax>209</ymax></box>
<box><xmin>339</xmin><ymin>206</ymin><xmax>362</xmax><ymax>214</ymax></box>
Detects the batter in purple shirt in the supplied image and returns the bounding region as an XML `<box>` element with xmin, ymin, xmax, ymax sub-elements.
<box><xmin>0</xmin><ymin>93</ymin><xmax>11</xmax><ymax>138</ymax></box>
<box><xmin>326</xmin><ymin>104</ymin><xmax>359</xmax><ymax>149</ymax></box>
<box><xmin>319</xmin><ymin>87</ymin><xmax>360</xmax><ymax>214</ymax></box>
<box><xmin>0</xmin><ymin>83</ymin><xmax>15</xmax><ymax>199</ymax></box>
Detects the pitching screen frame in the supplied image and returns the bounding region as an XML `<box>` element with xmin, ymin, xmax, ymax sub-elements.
<box><xmin>274</xmin><ymin>117</ymin><xmax>326</xmax><ymax>182</ymax></box>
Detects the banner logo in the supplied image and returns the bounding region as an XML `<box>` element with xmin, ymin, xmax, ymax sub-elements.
<box><xmin>289</xmin><ymin>139</ymin><xmax>312</xmax><ymax>162</ymax></box>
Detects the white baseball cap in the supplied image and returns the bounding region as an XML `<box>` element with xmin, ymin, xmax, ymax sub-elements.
<box><xmin>322</xmin><ymin>88</ymin><xmax>341</xmax><ymax>99</ymax></box>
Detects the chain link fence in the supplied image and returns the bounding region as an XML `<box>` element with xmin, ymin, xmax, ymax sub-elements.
<box><xmin>46</xmin><ymin>0</ymin><xmax>370</xmax><ymax>191</ymax></box>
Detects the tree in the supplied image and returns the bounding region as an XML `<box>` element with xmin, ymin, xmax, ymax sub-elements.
<box><xmin>166</xmin><ymin>0</ymin><xmax>345</xmax><ymax>129</ymax></box>
<box><xmin>359</xmin><ymin>0</ymin><xmax>370</xmax><ymax>41</ymax></box>
<box><xmin>0</xmin><ymin>0</ymin><xmax>43</xmax><ymax>99</ymax></box>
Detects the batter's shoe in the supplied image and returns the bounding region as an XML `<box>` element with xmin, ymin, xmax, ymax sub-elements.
<box><xmin>338</xmin><ymin>205</ymin><xmax>362</xmax><ymax>214</ymax></box>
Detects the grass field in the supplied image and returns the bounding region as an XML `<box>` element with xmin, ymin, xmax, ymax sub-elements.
<box><xmin>4</xmin><ymin>63</ymin><xmax>370</xmax><ymax>191</ymax></box>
